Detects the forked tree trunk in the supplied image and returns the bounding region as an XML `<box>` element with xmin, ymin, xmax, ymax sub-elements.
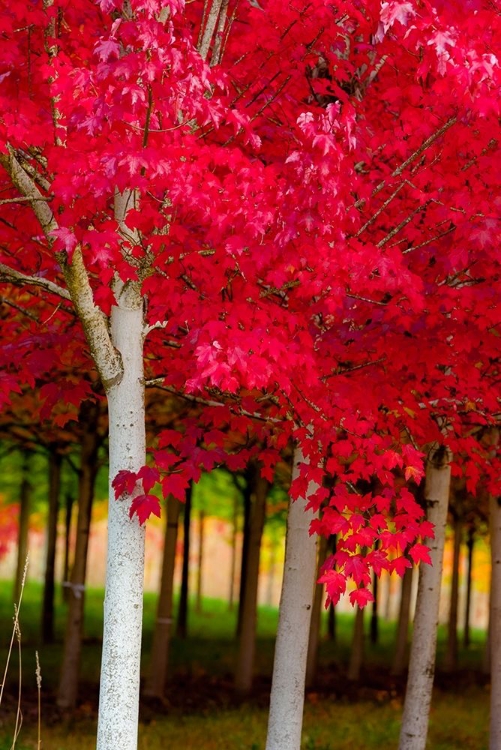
<box><xmin>347</xmin><ymin>606</ymin><xmax>365</xmax><ymax>682</ymax></box>
<box><xmin>196</xmin><ymin>509</ymin><xmax>206</xmax><ymax>613</ymax></box>
<box><xmin>144</xmin><ymin>494</ymin><xmax>181</xmax><ymax>698</ymax></box>
<box><xmin>176</xmin><ymin>483</ymin><xmax>192</xmax><ymax>639</ymax></box>
<box><xmin>444</xmin><ymin>510</ymin><xmax>462</xmax><ymax>672</ymax></box>
<box><xmin>398</xmin><ymin>445</ymin><xmax>451</xmax><ymax>750</ymax></box>
<box><xmin>235</xmin><ymin>463</ymin><xmax>268</xmax><ymax>696</ymax></box>
<box><xmin>57</xmin><ymin>401</ymin><xmax>100</xmax><ymax>710</ymax></box>
<box><xmin>391</xmin><ymin>566</ymin><xmax>414</xmax><ymax>677</ymax></box>
<box><xmin>489</xmin><ymin>494</ymin><xmax>501</xmax><ymax>750</ymax></box>
<box><xmin>42</xmin><ymin>450</ymin><xmax>62</xmax><ymax>644</ymax></box>
<box><xmin>305</xmin><ymin>533</ymin><xmax>328</xmax><ymax>687</ymax></box>
<box><xmin>463</xmin><ymin>526</ymin><xmax>474</xmax><ymax>648</ymax></box>
<box><xmin>265</xmin><ymin>446</ymin><xmax>318</xmax><ymax>750</ymax></box>
<box><xmin>96</xmin><ymin>285</ymin><xmax>146</xmax><ymax>750</ymax></box>
<box><xmin>14</xmin><ymin>451</ymin><xmax>31</xmax><ymax>603</ymax></box>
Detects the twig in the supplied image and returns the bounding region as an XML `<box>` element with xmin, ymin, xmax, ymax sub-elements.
<box><xmin>0</xmin><ymin>262</ymin><xmax>71</xmax><ymax>301</ymax></box>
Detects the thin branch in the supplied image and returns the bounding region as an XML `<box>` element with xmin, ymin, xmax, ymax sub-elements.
<box><xmin>377</xmin><ymin>201</ymin><xmax>430</xmax><ymax>249</ymax></box>
<box><xmin>0</xmin><ymin>262</ymin><xmax>71</xmax><ymax>301</ymax></box>
<box><xmin>0</xmin><ymin>295</ymin><xmax>40</xmax><ymax>322</ymax></box>
<box><xmin>0</xmin><ymin>196</ymin><xmax>52</xmax><ymax>205</ymax></box>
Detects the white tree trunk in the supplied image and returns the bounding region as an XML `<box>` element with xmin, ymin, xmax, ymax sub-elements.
<box><xmin>489</xmin><ymin>493</ymin><xmax>501</xmax><ymax>750</ymax></box>
<box><xmin>96</xmin><ymin>289</ymin><xmax>146</xmax><ymax>750</ymax></box>
<box><xmin>398</xmin><ymin>445</ymin><xmax>451</xmax><ymax>750</ymax></box>
<box><xmin>265</xmin><ymin>445</ymin><xmax>319</xmax><ymax>750</ymax></box>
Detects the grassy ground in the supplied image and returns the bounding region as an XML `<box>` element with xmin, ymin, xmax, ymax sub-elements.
<box><xmin>0</xmin><ymin>582</ymin><xmax>490</xmax><ymax>749</ymax></box>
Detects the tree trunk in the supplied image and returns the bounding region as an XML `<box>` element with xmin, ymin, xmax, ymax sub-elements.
<box><xmin>196</xmin><ymin>509</ymin><xmax>206</xmax><ymax>613</ymax></box>
<box><xmin>57</xmin><ymin>401</ymin><xmax>100</xmax><ymax>710</ymax></box>
<box><xmin>13</xmin><ymin>451</ymin><xmax>31</xmax><ymax>603</ymax></box>
<box><xmin>234</xmin><ymin>463</ymin><xmax>268</xmax><ymax>696</ymax></box>
<box><xmin>265</xmin><ymin>535</ymin><xmax>277</xmax><ymax>607</ymax></box>
<box><xmin>463</xmin><ymin>526</ymin><xmax>474</xmax><ymax>649</ymax></box>
<box><xmin>144</xmin><ymin>494</ymin><xmax>181</xmax><ymax>698</ymax></box>
<box><xmin>398</xmin><ymin>445</ymin><xmax>451</xmax><ymax>750</ymax></box>
<box><xmin>237</xmin><ymin>475</ymin><xmax>252</xmax><ymax>636</ymax></box>
<box><xmin>489</xmin><ymin>494</ymin><xmax>501</xmax><ymax>750</ymax></box>
<box><xmin>228</xmin><ymin>492</ymin><xmax>238</xmax><ymax>611</ymax></box>
<box><xmin>265</xmin><ymin>445</ymin><xmax>318</xmax><ymax>750</ymax></box>
<box><xmin>347</xmin><ymin>606</ymin><xmax>365</xmax><ymax>682</ymax></box>
<box><xmin>391</xmin><ymin>566</ymin><xmax>414</xmax><ymax>677</ymax></box>
<box><xmin>96</xmin><ymin>287</ymin><xmax>146</xmax><ymax>750</ymax></box>
<box><xmin>305</xmin><ymin>533</ymin><xmax>328</xmax><ymax>687</ymax></box>
<box><xmin>62</xmin><ymin>490</ymin><xmax>75</xmax><ymax>604</ymax></box>
<box><xmin>327</xmin><ymin>535</ymin><xmax>336</xmax><ymax>642</ymax></box>
<box><xmin>176</xmin><ymin>482</ymin><xmax>192</xmax><ymax>639</ymax></box>
<box><xmin>444</xmin><ymin>510</ymin><xmax>462</xmax><ymax>672</ymax></box>
<box><xmin>370</xmin><ymin>563</ymin><xmax>379</xmax><ymax>645</ymax></box>
<box><xmin>42</xmin><ymin>450</ymin><xmax>62</xmax><ymax>644</ymax></box>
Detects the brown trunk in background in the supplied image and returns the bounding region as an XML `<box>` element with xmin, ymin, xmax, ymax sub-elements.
<box><xmin>235</xmin><ymin>463</ymin><xmax>268</xmax><ymax>696</ymax></box>
<box><xmin>42</xmin><ymin>449</ymin><xmax>62</xmax><ymax>644</ymax></box>
<box><xmin>463</xmin><ymin>525</ymin><xmax>474</xmax><ymax>648</ymax></box>
<box><xmin>444</xmin><ymin>510</ymin><xmax>462</xmax><ymax>672</ymax></box>
<box><xmin>176</xmin><ymin>483</ymin><xmax>192</xmax><ymax>639</ymax></box>
<box><xmin>370</xmin><ymin>548</ymin><xmax>379</xmax><ymax>645</ymax></box>
<box><xmin>144</xmin><ymin>494</ymin><xmax>181</xmax><ymax>697</ymax></box>
<box><xmin>14</xmin><ymin>451</ymin><xmax>31</xmax><ymax>603</ymax></box>
<box><xmin>62</xmin><ymin>490</ymin><xmax>75</xmax><ymax>604</ymax></box>
<box><xmin>57</xmin><ymin>401</ymin><xmax>100</xmax><ymax>710</ymax></box>
<box><xmin>237</xmin><ymin>477</ymin><xmax>252</xmax><ymax>637</ymax></box>
<box><xmin>305</xmin><ymin>534</ymin><xmax>328</xmax><ymax>687</ymax></box>
<box><xmin>327</xmin><ymin>536</ymin><xmax>336</xmax><ymax>642</ymax></box>
<box><xmin>347</xmin><ymin>606</ymin><xmax>364</xmax><ymax>681</ymax></box>
<box><xmin>391</xmin><ymin>566</ymin><xmax>414</xmax><ymax>677</ymax></box>
<box><xmin>195</xmin><ymin>509</ymin><xmax>206</xmax><ymax>614</ymax></box>
<box><xmin>228</xmin><ymin>493</ymin><xmax>239</xmax><ymax>611</ymax></box>
<box><xmin>489</xmin><ymin>494</ymin><xmax>501</xmax><ymax>749</ymax></box>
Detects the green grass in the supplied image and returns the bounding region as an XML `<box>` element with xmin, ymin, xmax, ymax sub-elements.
<box><xmin>0</xmin><ymin>581</ymin><xmax>491</xmax><ymax>749</ymax></box>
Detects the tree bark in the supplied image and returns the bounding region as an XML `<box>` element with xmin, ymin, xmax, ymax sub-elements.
<box><xmin>96</xmin><ymin>282</ymin><xmax>146</xmax><ymax>750</ymax></box>
<box><xmin>13</xmin><ymin>451</ymin><xmax>31</xmax><ymax>603</ymax></box>
<box><xmin>463</xmin><ymin>525</ymin><xmax>474</xmax><ymax>649</ymax></box>
<box><xmin>305</xmin><ymin>533</ymin><xmax>328</xmax><ymax>687</ymax></box>
<box><xmin>265</xmin><ymin>445</ymin><xmax>318</xmax><ymax>750</ymax></box>
<box><xmin>196</xmin><ymin>509</ymin><xmax>206</xmax><ymax>613</ymax></box>
<box><xmin>398</xmin><ymin>445</ymin><xmax>451</xmax><ymax>750</ymax></box>
<box><xmin>62</xmin><ymin>490</ymin><xmax>75</xmax><ymax>604</ymax></box>
<box><xmin>144</xmin><ymin>494</ymin><xmax>181</xmax><ymax>698</ymax></box>
<box><xmin>347</xmin><ymin>606</ymin><xmax>365</xmax><ymax>682</ymax></box>
<box><xmin>237</xmin><ymin>474</ymin><xmax>252</xmax><ymax>637</ymax></box>
<box><xmin>489</xmin><ymin>494</ymin><xmax>501</xmax><ymax>750</ymax></box>
<box><xmin>234</xmin><ymin>463</ymin><xmax>268</xmax><ymax>696</ymax></box>
<box><xmin>444</xmin><ymin>509</ymin><xmax>462</xmax><ymax>672</ymax></box>
<box><xmin>228</xmin><ymin>492</ymin><xmax>239</xmax><ymax>611</ymax></box>
<box><xmin>176</xmin><ymin>482</ymin><xmax>192</xmax><ymax>639</ymax></box>
<box><xmin>391</xmin><ymin>566</ymin><xmax>414</xmax><ymax>677</ymax></box>
<box><xmin>42</xmin><ymin>449</ymin><xmax>62</xmax><ymax>644</ymax></box>
<box><xmin>370</xmin><ymin>563</ymin><xmax>379</xmax><ymax>645</ymax></box>
<box><xmin>57</xmin><ymin>401</ymin><xmax>100</xmax><ymax>710</ymax></box>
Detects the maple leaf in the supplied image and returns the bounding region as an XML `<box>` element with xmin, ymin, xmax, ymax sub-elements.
<box><xmin>349</xmin><ymin>587</ymin><xmax>374</xmax><ymax>608</ymax></box>
<box><xmin>112</xmin><ymin>470</ymin><xmax>138</xmax><ymax>499</ymax></box>
<box><xmin>318</xmin><ymin>569</ymin><xmax>346</xmax><ymax>605</ymax></box>
<box><xmin>161</xmin><ymin>473</ymin><xmax>190</xmax><ymax>502</ymax></box>
<box><xmin>129</xmin><ymin>494</ymin><xmax>161</xmax><ymax>525</ymax></box>
<box><xmin>408</xmin><ymin>542</ymin><xmax>432</xmax><ymax>565</ymax></box>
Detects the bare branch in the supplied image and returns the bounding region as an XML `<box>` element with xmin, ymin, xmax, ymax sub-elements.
<box><xmin>0</xmin><ymin>262</ymin><xmax>70</xmax><ymax>300</ymax></box>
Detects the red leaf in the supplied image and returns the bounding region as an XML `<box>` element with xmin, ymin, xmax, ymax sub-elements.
<box><xmin>349</xmin><ymin>587</ymin><xmax>374</xmax><ymax>608</ymax></box>
<box><xmin>408</xmin><ymin>542</ymin><xmax>432</xmax><ymax>566</ymax></box>
<box><xmin>112</xmin><ymin>470</ymin><xmax>138</xmax><ymax>499</ymax></box>
<box><xmin>161</xmin><ymin>473</ymin><xmax>190</xmax><ymax>502</ymax></box>
<box><xmin>129</xmin><ymin>494</ymin><xmax>161</xmax><ymax>525</ymax></box>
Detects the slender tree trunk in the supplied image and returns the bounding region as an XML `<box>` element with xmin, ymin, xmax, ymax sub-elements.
<box><xmin>265</xmin><ymin>535</ymin><xmax>277</xmax><ymax>607</ymax></box>
<box><xmin>57</xmin><ymin>402</ymin><xmax>100</xmax><ymax>710</ymax></box>
<box><xmin>463</xmin><ymin>526</ymin><xmax>474</xmax><ymax>648</ymax></box>
<box><xmin>347</xmin><ymin>606</ymin><xmax>365</xmax><ymax>682</ymax></box>
<box><xmin>228</xmin><ymin>492</ymin><xmax>238</xmax><ymax>611</ymax></box>
<box><xmin>96</xmin><ymin>285</ymin><xmax>146</xmax><ymax>750</ymax></box>
<box><xmin>444</xmin><ymin>510</ymin><xmax>462</xmax><ymax>672</ymax></box>
<box><xmin>14</xmin><ymin>451</ymin><xmax>31</xmax><ymax>603</ymax></box>
<box><xmin>235</xmin><ymin>463</ymin><xmax>268</xmax><ymax>696</ymax></box>
<box><xmin>42</xmin><ymin>449</ymin><xmax>62</xmax><ymax>644</ymax></box>
<box><xmin>489</xmin><ymin>494</ymin><xmax>501</xmax><ymax>750</ymax></box>
<box><xmin>327</xmin><ymin>535</ymin><xmax>336</xmax><ymax>642</ymax></box>
<box><xmin>391</xmin><ymin>566</ymin><xmax>414</xmax><ymax>677</ymax></box>
<box><xmin>144</xmin><ymin>494</ymin><xmax>181</xmax><ymax>698</ymax></box>
<box><xmin>62</xmin><ymin>490</ymin><xmax>75</xmax><ymax>604</ymax></box>
<box><xmin>398</xmin><ymin>445</ymin><xmax>451</xmax><ymax>750</ymax></box>
<box><xmin>176</xmin><ymin>482</ymin><xmax>192</xmax><ymax>639</ymax></box>
<box><xmin>196</xmin><ymin>509</ymin><xmax>205</xmax><ymax>614</ymax></box>
<box><xmin>237</xmin><ymin>476</ymin><xmax>252</xmax><ymax>636</ymax></box>
<box><xmin>265</xmin><ymin>445</ymin><xmax>319</xmax><ymax>750</ymax></box>
<box><xmin>370</xmin><ymin>565</ymin><xmax>379</xmax><ymax>645</ymax></box>
<box><xmin>305</xmin><ymin>533</ymin><xmax>329</xmax><ymax>687</ymax></box>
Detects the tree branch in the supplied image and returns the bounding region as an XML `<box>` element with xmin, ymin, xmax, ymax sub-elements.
<box><xmin>0</xmin><ymin>262</ymin><xmax>71</xmax><ymax>300</ymax></box>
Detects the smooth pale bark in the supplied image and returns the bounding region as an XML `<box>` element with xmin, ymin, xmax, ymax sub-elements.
<box><xmin>305</xmin><ymin>533</ymin><xmax>329</xmax><ymax>687</ymax></box>
<box><xmin>489</xmin><ymin>494</ymin><xmax>501</xmax><ymax>750</ymax></box>
<box><xmin>42</xmin><ymin>450</ymin><xmax>62</xmax><ymax>644</ymax></box>
<box><xmin>463</xmin><ymin>526</ymin><xmax>474</xmax><ymax>648</ymax></box>
<box><xmin>57</xmin><ymin>401</ymin><xmax>99</xmax><ymax>710</ymax></box>
<box><xmin>398</xmin><ymin>445</ymin><xmax>451</xmax><ymax>750</ymax></box>
<box><xmin>14</xmin><ymin>452</ymin><xmax>31</xmax><ymax>603</ymax></box>
<box><xmin>234</xmin><ymin>465</ymin><xmax>268</xmax><ymax>696</ymax></box>
<box><xmin>391</xmin><ymin>566</ymin><xmax>414</xmax><ymax>677</ymax></box>
<box><xmin>265</xmin><ymin>446</ymin><xmax>319</xmax><ymax>750</ymax></box>
<box><xmin>62</xmin><ymin>490</ymin><xmax>75</xmax><ymax>604</ymax></box>
<box><xmin>347</xmin><ymin>606</ymin><xmax>365</xmax><ymax>682</ymax></box>
<box><xmin>176</xmin><ymin>483</ymin><xmax>192</xmax><ymax>639</ymax></box>
<box><xmin>444</xmin><ymin>511</ymin><xmax>462</xmax><ymax>672</ymax></box>
<box><xmin>195</xmin><ymin>509</ymin><xmax>206</xmax><ymax>613</ymax></box>
<box><xmin>96</xmin><ymin>285</ymin><xmax>146</xmax><ymax>750</ymax></box>
<box><xmin>144</xmin><ymin>494</ymin><xmax>181</xmax><ymax>698</ymax></box>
